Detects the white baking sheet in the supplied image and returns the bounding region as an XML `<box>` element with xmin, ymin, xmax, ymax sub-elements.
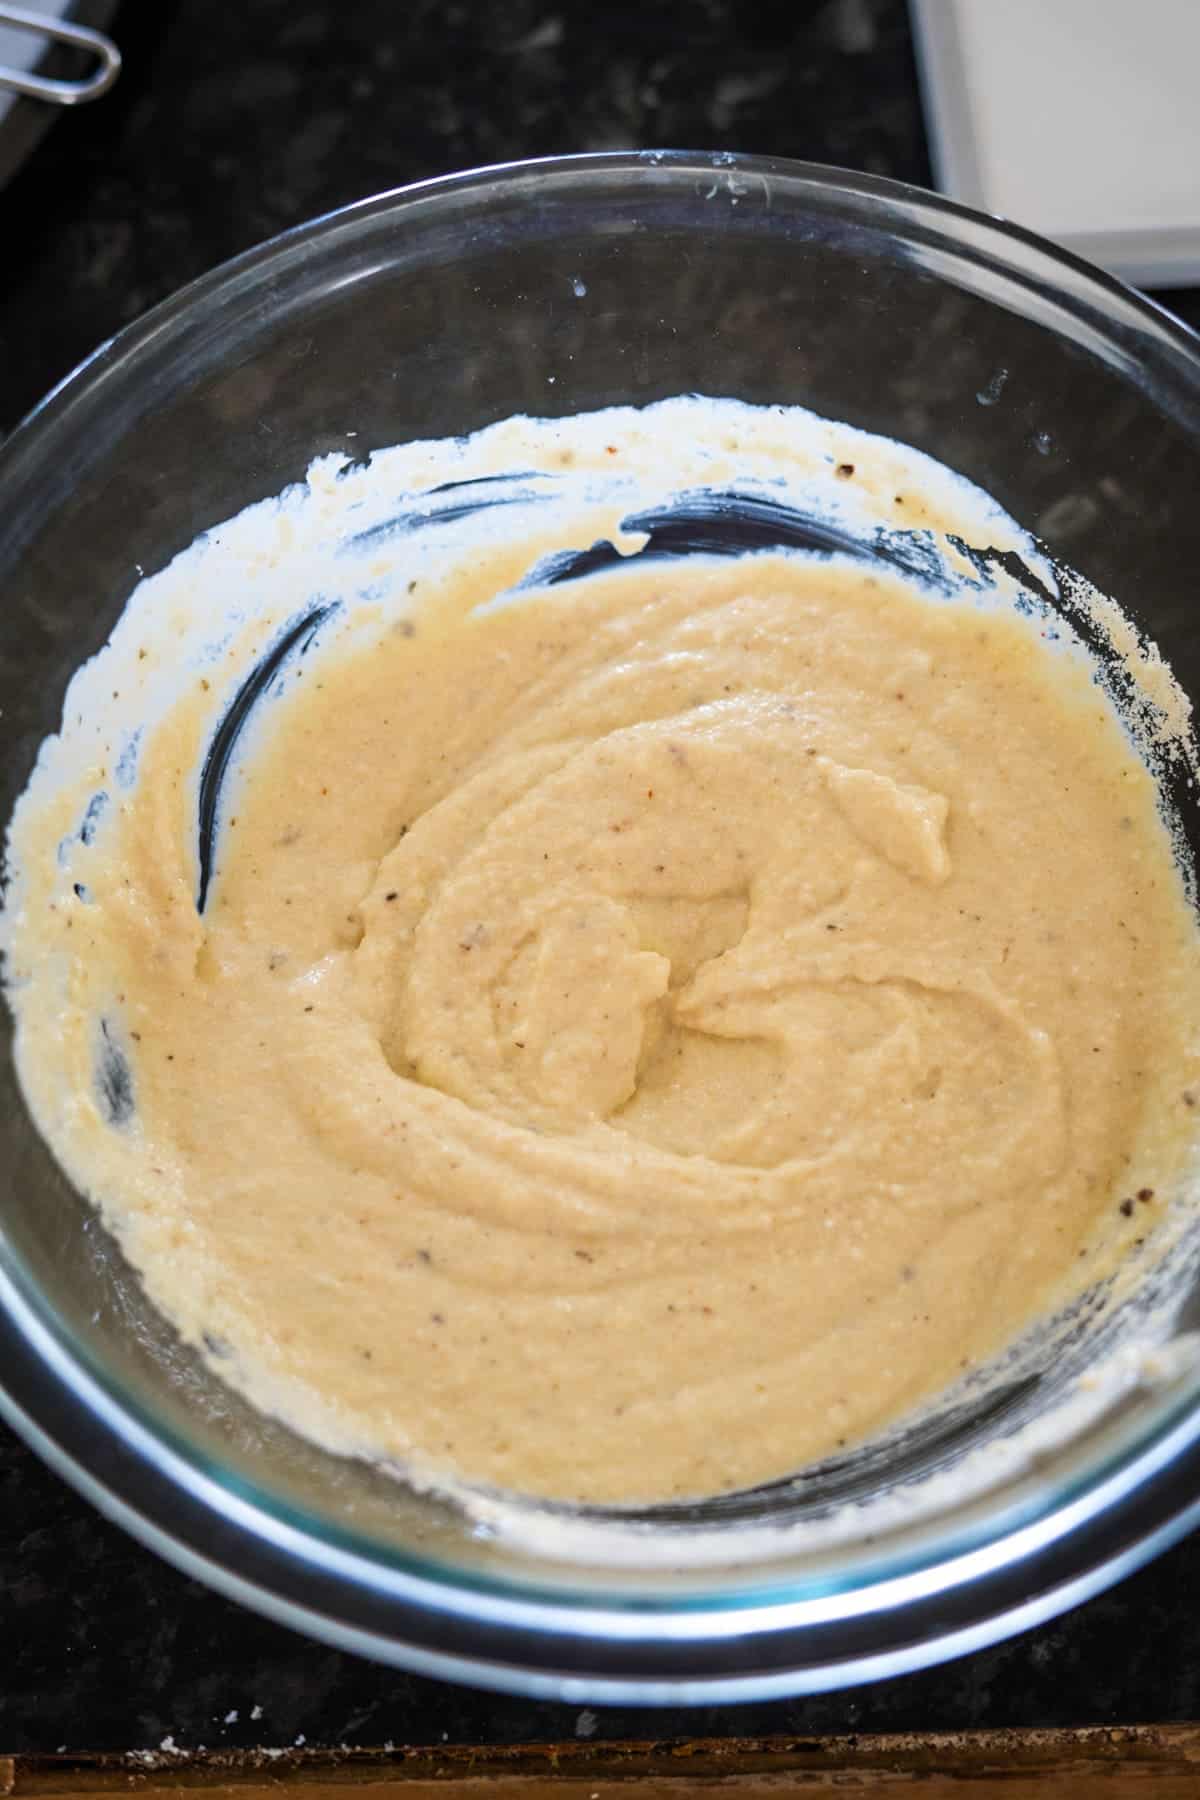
<box><xmin>911</xmin><ymin>0</ymin><xmax>1200</xmax><ymax>288</ymax></box>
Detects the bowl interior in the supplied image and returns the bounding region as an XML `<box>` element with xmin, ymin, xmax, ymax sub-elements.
<box><xmin>4</xmin><ymin>154</ymin><xmax>1200</xmax><ymax>1609</ymax></box>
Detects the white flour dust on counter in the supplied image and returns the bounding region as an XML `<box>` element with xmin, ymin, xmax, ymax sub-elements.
<box><xmin>4</xmin><ymin>395</ymin><xmax>1200</xmax><ymax>1515</ymax></box>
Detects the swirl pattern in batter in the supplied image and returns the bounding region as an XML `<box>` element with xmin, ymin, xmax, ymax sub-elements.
<box><xmin>6</xmin><ymin>411</ymin><xmax>1200</xmax><ymax>1505</ymax></box>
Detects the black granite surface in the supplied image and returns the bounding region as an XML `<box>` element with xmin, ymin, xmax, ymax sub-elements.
<box><xmin>3</xmin><ymin>0</ymin><xmax>1200</xmax><ymax>1754</ymax></box>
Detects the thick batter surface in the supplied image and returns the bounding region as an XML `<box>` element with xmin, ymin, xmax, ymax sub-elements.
<box><xmin>6</xmin><ymin>405</ymin><xmax>1200</xmax><ymax>1505</ymax></box>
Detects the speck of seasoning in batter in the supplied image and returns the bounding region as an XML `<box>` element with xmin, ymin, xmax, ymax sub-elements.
<box><xmin>431</xmin><ymin>1312</ymin><xmax>445</xmax><ymax>1325</ymax></box>
<box><xmin>1119</xmin><ymin>1197</ymin><xmax>1135</xmax><ymax>1217</ymax></box>
<box><xmin>1185</xmin><ymin>1090</ymin><xmax>1197</xmax><ymax>1107</ymax></box>
<box><xmin>416</xmin><ymin>1248</ymin><xmax>432</xmax><ymax>1264</ymax></box>
<box><xmin>385</xmin><ymin>891</ymin><xmax>398</xmax><ymax>901</ymax></box>
<box><xmin>1138</xmin><ymin>1187</ymin><xmax>1155</xmax><ymax>1203</ymax></box>
<box><xmin>835</xmin><ymin>463</ymin><xmax>854</xmax><ymax>479</ymax></box>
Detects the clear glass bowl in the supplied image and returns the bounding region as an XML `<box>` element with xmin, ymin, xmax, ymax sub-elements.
<box><xmin>4</xmin><ymin>152</ymin><xmax>1200</xmax><ymax>1703</ymax></box>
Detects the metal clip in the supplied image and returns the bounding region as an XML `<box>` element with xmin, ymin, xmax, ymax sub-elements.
<box><xmin>0</xmin><ymin>4</ymin><xmax>121</xmax><ymax>105</ymax></box>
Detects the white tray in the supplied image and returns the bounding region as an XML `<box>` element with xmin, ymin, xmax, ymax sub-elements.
<box><xmin>910</xmin><ymin>0</ymin><xmax>1200</xmax><ymax>289</ymax></box>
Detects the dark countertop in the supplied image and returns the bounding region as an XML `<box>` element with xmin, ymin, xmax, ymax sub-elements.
<box><xmin>3</xmin><ymin>0</ymin><xmax>1200</xmax><ymax>1756</ymax></box>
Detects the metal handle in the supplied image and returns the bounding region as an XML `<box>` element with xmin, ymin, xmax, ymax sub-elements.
<box><xmin>0</xmin><ymin>4</ymin><xmax>121</xmax><ymax>105</ymax></box>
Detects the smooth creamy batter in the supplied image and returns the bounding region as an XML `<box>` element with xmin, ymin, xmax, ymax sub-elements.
<box><xmin>6</xmin><ymin>401</ymin><xmax>1200</xmax><ymax>1505</ymax></box>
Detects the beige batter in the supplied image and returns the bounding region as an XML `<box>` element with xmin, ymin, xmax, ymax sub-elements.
<box><xmin>7</xmin><ymin>427</ymin><xmax>1200</xmax><ymax>1506</ymax></box>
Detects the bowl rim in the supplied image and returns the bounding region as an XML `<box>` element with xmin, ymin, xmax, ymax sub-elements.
<box><xmin>4</xmin><ymin>147</ymin><xmax>1200</xmax><ymax>1702</ymax></box>
<box><xmin>5</xmin><ymin>147</ymin><xmax>1200</xmax><ymax>467</ymax></box>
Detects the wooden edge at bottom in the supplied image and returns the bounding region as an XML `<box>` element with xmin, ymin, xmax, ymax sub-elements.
<box><xmin>4</xmin><ymin>1725</ymin><xmax>1200</xmax><ymax>1796</ymax></box>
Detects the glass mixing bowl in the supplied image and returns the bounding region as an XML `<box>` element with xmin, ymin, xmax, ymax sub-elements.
<box><xmin>4</xmin><ymin>153</ymin><xmax>1200</xmax><ymax>1703</ymax></box>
